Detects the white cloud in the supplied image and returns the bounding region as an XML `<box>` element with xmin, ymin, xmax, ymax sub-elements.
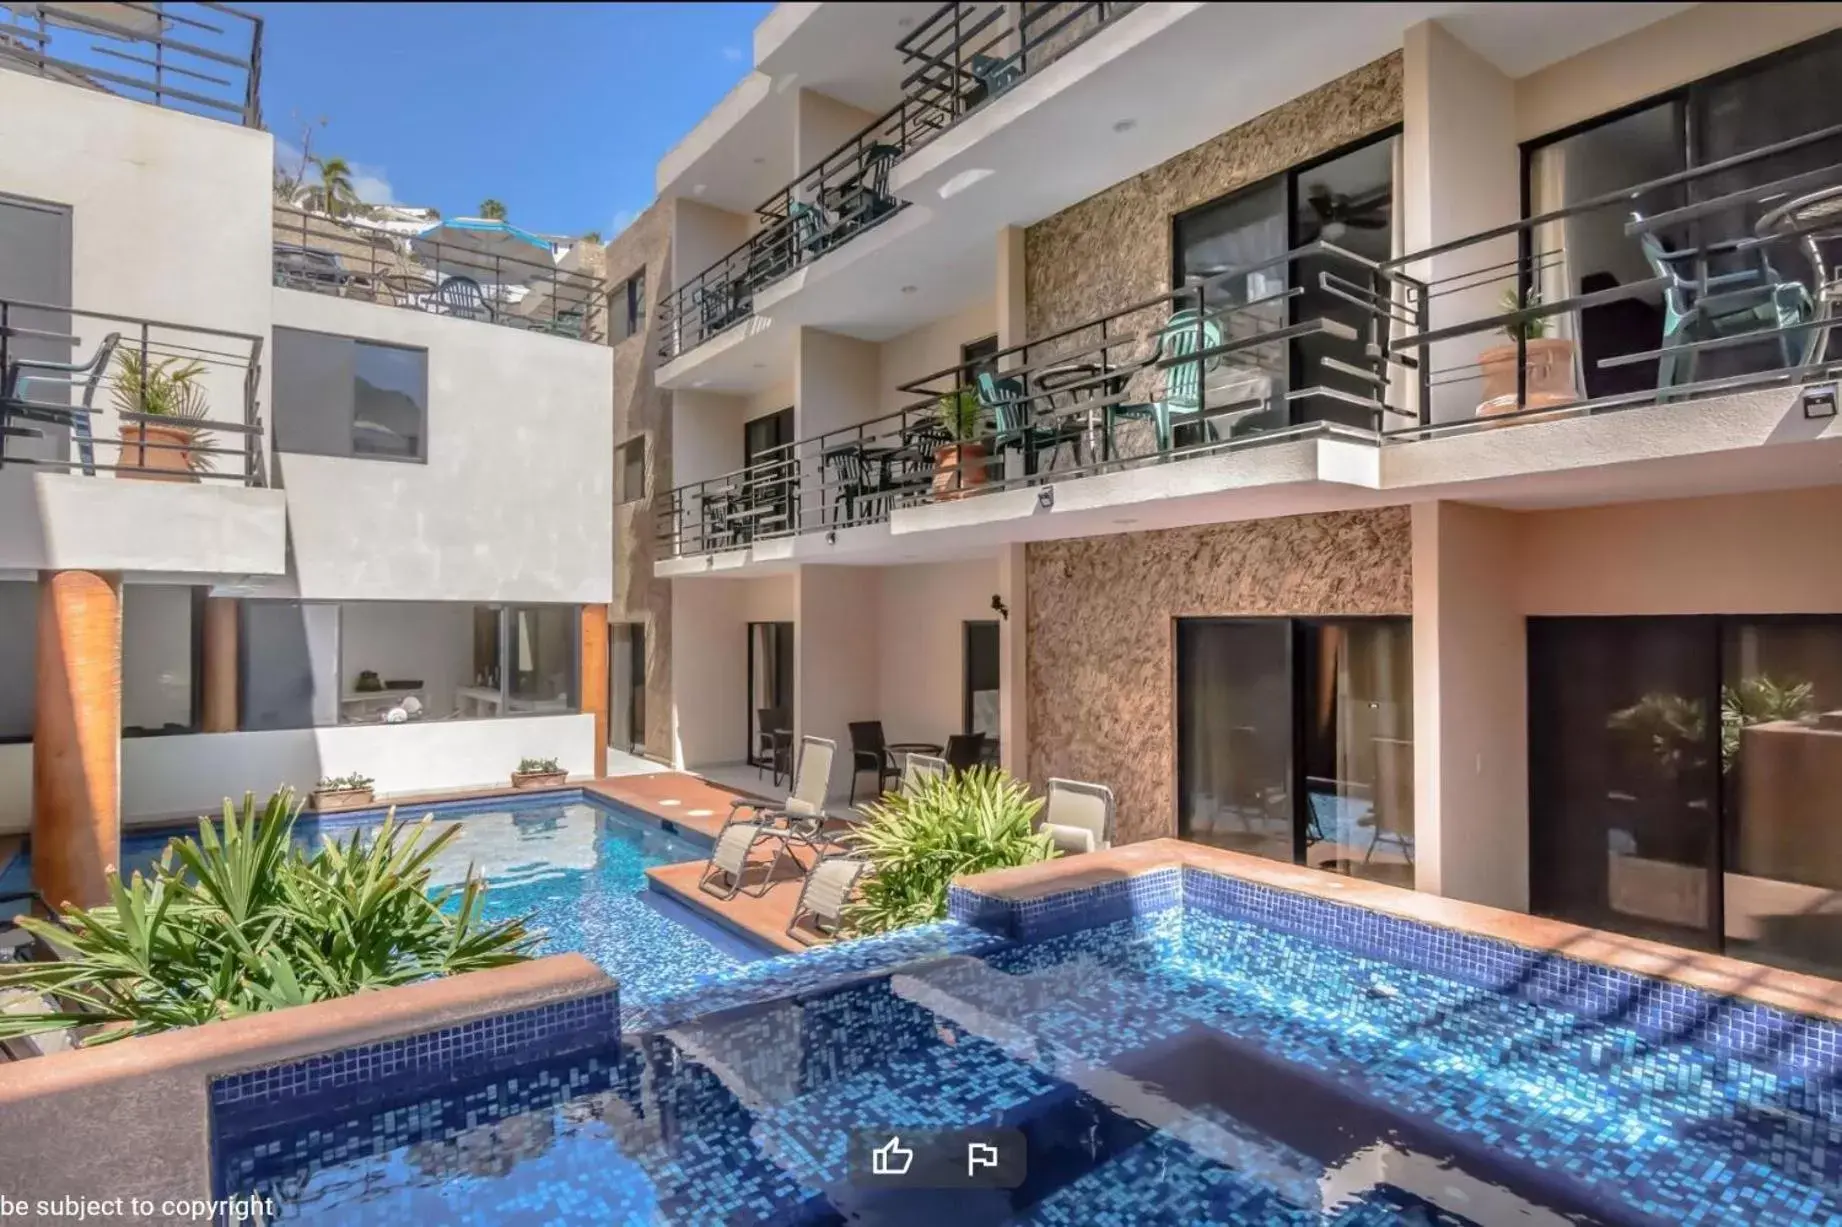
<box><xmin>606</xmin><ymin>208</ymin><xmax>637</xmax><ymax>238</ymax></box>
<box><xmin>721</xmin><ymin>45</ymin><xmax>744</xmax><ymax>62</ymax></box>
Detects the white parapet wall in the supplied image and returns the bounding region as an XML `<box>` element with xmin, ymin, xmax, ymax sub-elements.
<box><xmin>0</xmin><ymin>714</ymin><xmax>597</xmax><ymax>834</ymax></box>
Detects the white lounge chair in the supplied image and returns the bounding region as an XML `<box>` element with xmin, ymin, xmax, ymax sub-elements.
<box><xmin>898</xmin><ymin>753</ymin><xmax>948</xmax><ymax>796</ymax></box>
<box><xmin>698</xmin><ymin>735</ymin><xmax>836</xmax><ymax>899</ymax></box>
<box><xmin>785</xmin><ymin>853</ymin><xmax>867</xmax><ymax>945</ymax></box>
<box><xmin>1040</xmin><ymin>777</ymin><xmax>1116</xmax><ymax>856</ymax></box>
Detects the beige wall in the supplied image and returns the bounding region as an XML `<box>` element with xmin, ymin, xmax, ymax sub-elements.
<box><xmin>1516</xmin><ymin>4</ymin><xmax>1842</xmax><ymax>143</ymax></box>
<box><xmin>1022</xmin><ymin>54</ymin><xmax>1402</xmax><ymax>339</ymax></box>
<box><xmin>876</xmin><ymin>297</ymin><xmax>997</xmax><ymax>417</ymax></box>
<box><xmin>795</xmin><ymin>90</ymin><xmax>877</xmax><ymax>179</ymax></box>
<box><xmin>1027</xmin><ymin>508</ymin><xmax>1413</xmax><ymax>843</ymax></box>
<box><xmin>875</xmin><ymin>558</ymin><xmax>1001</xmax><ymax>748</ymax></box>
<box><xmin>796</xmin><ymin>565</ymin><xmax>881</xmax><ymax>758</ymax></box>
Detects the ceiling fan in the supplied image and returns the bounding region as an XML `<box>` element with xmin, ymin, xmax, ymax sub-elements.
<box><xmin>1303</xmin><ymin>184</ymin><xmax>1390</xmax><ymax>237</ymax></box>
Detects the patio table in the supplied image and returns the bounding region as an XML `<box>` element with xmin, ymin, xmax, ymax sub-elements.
<box><xmin>1755</xmin><ymin>184</ymin><xmax>1842</xmax><ymax>367</ymax></box>
<box><xmin>888</xmin><ymin>742</ymin><xmax>943</xmax><ymax>757</ymax></box>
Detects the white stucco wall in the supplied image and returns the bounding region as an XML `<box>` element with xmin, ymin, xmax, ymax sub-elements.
<box><xmin>265</xmin><ymin>290</ymin><xmax>612</xmax><ymax>604</ymax></box>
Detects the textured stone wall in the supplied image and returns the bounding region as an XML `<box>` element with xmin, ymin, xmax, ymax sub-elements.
<box><xmin>1023</xmin><ymin>53</ymin><xmax>1403</xmax><ymax>339</ymax></box>
<box><xmin>1026</xmin><ymin>508</ymin><xmax>1412</xmax><ymax>844</ymax></box>
<box><xmin>606</xmin><ymin>202</ymin><xmax>674</xmax><ymax>759</ymax></box>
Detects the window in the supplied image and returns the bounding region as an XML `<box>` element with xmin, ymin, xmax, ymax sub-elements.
<box><xmin>963</xmin><ymin>621</ymin><xmax>1000</xmax><ymax>740</ymax></box>
<box><xmin>616</xmin><ymin>270</ymin><xmax>646</xmax><ymax>342</ymax></box>
<box><xmin>273</xmin><ymin>328</ymin><xmax>428</xmax><ymax>461</ymax></box>
<box><xmin>611</xmin><ymin>622</ymin><xmax>645</xmax><ymax>752</ymax></box>
<box><xmin>0</xmin><ymin>581</ymin><xmax>36</xmax><ymax>743</ymax></box>
<box><xmin>747</xmin><ymin>622</ymin><xmax>794</xmax><ymax>770</ymax></box>
<box><xmin>1177</xmin><ymin>617</ymin><xmax>1413</xmax><ymax>885</ymax></box>
<box><xmin>1529</xmin><ymin>614</ymin><xmax>1842</xmax><ymax>978</ymax></box>
<box><xmin>618</xmin><ymin>437</ymin><xmax>647</xmax><ymax>504</ymax></box>
<box><xmin>122</xmin><ymin>585</ymin><xmax>203</xmax><ymax>737</ymax></box>
<box><xmin>744</xmin><ymin>407</ymin><xmax>794</xmax><ymax>531</ymax></box>
<box><xmin>960</xmin><ymin>334</ymin><xmax>1000</xmax><ymax>384</ymax></box>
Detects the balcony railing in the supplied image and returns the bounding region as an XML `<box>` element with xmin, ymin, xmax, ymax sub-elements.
<box><xmin>656</xmin><ymin>0</ymin><xmax>1140</xmax><ymax>363</ymax></box>
<box><xmin>274</xmin><ymin>206</ymin><xmax>603</xmax><ymax>342</ymax></box>
<box><xmin>0</xmin><ymin>299</ymin><xmax>266</xmax><ymax>486</ymax></box>
<box><xmin>657</xmin><ymin>243</ymin><xmax>1419</xmax><ymax>557</ymax></box>
<box><xmin>1382</xmin><ymin>120</ymin><xmax>1842</xmax><ymax>433</ymax></box>
<box><xmin>0</xmin><ymin>1</ymin><xmax>262</xmax><ymax>127</ymax></box>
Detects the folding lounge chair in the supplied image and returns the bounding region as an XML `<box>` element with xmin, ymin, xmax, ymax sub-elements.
<box><xmin>1039</xmin><ymin>777</ymin><xmax>1116</xmax><ymax>856</ymax></box>
<box><xmin>898</xmin><ymin>753</ymin><xmax>948</xmax><ymax>795</ymax></box>
<box><xmin>697</xmin><ymin>735</ymin><xmax>837</xmax><ymax>899</ymax></box>
<box><xmin>785</xmin><ymin>853</ymin><xmax>867</xmax><ymax>946</ymax></box>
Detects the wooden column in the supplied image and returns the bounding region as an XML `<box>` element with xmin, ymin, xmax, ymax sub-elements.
<box><xmin>32</xmin><ymin>570</ymin><xmax>121</xmax><ymax>912</ymax></box>
<box><xmin>580</xmin><ymin>604</ymin><xmax>609</xmax><ymax>778</ymax></box>
<box><xmin>200</xmin><ymin>596</ymin><xmax>239</xmax><ymax>733</ymax></box>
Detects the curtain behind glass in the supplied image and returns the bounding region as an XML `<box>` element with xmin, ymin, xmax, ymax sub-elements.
<box><xmin>1300</xmin><ymin>620</ymin><xmax>1413</xmax><ymax>886</ymax></box>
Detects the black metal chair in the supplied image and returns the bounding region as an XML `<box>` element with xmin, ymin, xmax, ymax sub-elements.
<box><xmin>945</xmin><ymin>732</ymin><xmax>986</xmax><ymax>773</ymax></box>
<box><xmin>848</xmin><ymin>720</ymin><xmax>899</xmax><ymax>803</ymax></box>
<box><xmin>433</xmin><ymin>275</ymin><xmax>493</xmax><ymax>322</ymax></box>
<box><xmin>757</xmin><ymin>707</ymin><xmax>791</xmax><ymax>785</ymax></box>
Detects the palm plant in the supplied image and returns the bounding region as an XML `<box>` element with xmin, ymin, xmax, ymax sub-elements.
<box><xmin>310</xmin><ymin>155</ymin><xmax>359</xmax><ymax>218</ymax></box>
<box><xmin>110</xmin><ymin>350</ymin><xmax>216</xmax><ymax>473</ymax></box>
<box><xmin>1721</xmin><ymin>675</ymin><xmax>1818</xmax><ymax>769</ymax></box>
<box><xmin>936</xmin><ymin>387</ymin><xmax>985</xmax><ymax>442</ymax></box>
<box><xmin>843</xmin><ymin>767</ymin><xmax>1052</xmax><ymax>936</ymax></box>
<box><xmin>479</xmin><ymin>198</ymin><xmax>508</xmax><ymax>221</ymax></box>
<box><xmin>0</xmin><ymin>790</ymin><xmax>535</xmax><ymax>1046</ymax></box>
<box><xmin>1499</xmin><ymin>285</ymin><xmax>1550</xmax><ymax>342</ymax></box>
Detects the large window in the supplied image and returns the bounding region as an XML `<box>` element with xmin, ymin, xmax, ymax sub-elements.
<box><xmin>963</xmin><ymin>620</ymin><xmax>1000</xmax><ymax>741</ymax></box>
<box><xmin>616</xmin><ymin>271</ymin><xmax>645</xmax><ymax>342</ymax></box>
<box><xmin>1177</xmin><ymin>618</ymin><xmax>1413</xmax><ymax>885</ymax></box>
<box><xmin>273</xmin><ymin>328</ymin><xmax>428</xmax><ymax>462</ymax></box>
<box><xmin>1172</xmin><ymin>131</ymin><xmax>1397</xmax><ymax>435</ymax></box>
<box><xmin>122</xmin><ymin>585</ymin><xmax>202</xmax><ymax>737</ymax></box>
<box><xmin>239</xmin><ymin>600</ymin><xmax>578</xmax><ymax>729</ymax></box>
<box><xmin>0</xmin><ymin>581</ymin><xmax>36</xmax><ymax>743</ymax></box>
<box><xmin>1530</xmin><ymin>615</ymin><xmax>1842</xmax><ymax>977</ymax></box>
<box><xmin>611</xmin><ymin>622</ymin><xmax>645</xmax><ymax>752</ymax></box>
<box><xmin>747</xmin><ymin>621</ymin><xmax>794</xmax><ymax>771</ymax></box>
<box><xmin>618</xmin><ymin>437</ymin><xmax>647</xmax><ymax>504</ymax></box>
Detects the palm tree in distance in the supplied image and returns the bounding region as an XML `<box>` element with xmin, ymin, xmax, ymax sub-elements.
<box><xmin>479</xmin><ymin>199</ymin><xmax>507</xmax><ymax>221</ymax></box>
<box><xmin>311</xmin><ymin>155</ymin><xmax>359</xmax><ymax>218</ymax></box>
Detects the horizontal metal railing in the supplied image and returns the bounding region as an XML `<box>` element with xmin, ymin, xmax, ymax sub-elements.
<box><xmin>273</xmin><ymin>206</ymin><xmax>603</xmax><ymax>342</ymax></box>
<box><xmin>656</xmin><ymin>243</ymin><xmax>1420</xmax><ymax>557</ymax></box>
<box><xmin>0</xmin><ymin>298</ymin><xmax>266</xmax><ymax>486</ymax></box>
<box><xmin>0</xmin><ymin>1</ymin><xmax>261</xmax><ymax>126</ymax></box>
<box><xmin>1382</xmin><ymin>120</ymin><xmax>1842</xmax><ymax>434</ymax></box>
<box><xmin>656</xmin><ymin>0</ymin><xmax>1140</xmax><ymax>363</ymax></box>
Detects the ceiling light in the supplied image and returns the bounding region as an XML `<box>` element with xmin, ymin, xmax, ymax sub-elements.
<box><xmin>898</xmin><ymin>16</ymin><xmax>914</xmax><ymax>27</ymax></box>
<box><xmin>692</xmin><ymin>183</ymin><xmax>708</xmax><ymax>197</ymax></box>
<box><xmin>900</xmin><ymin>285</ymin><xmax>917</xmax><ymax>294</ymax></box>
<box><xmin>752</xmin><ymin>156</ymin><xmax>765</xmax><ymax>165</ymax></box>
<box><xmin>939</xmin><ymin>167</ymin><xmax>995</xmax><ymax>199</ymax></box>
<box><xmin>1115</xmin><ymin>517</ymin><xmax>1138</xmax><ymax>525</ymax></box>
<box><xmin>1113</xmin><ymin>118</ymin><xmax>1137</xmax><ymax>134</ymax></box>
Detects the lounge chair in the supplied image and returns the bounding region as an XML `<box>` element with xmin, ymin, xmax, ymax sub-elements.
<box><xmin>785</xmin><ymin>853</ymin><xmax>867</xmax><ymax>946</ymax></box>
<box><xmin>697</xmin><ymin>735</ymin><xmax>837</xmax><ymax>899</ymax></box>
<box><xmin>899</xmin><ymin>753</ymin><xmax>948</xmax><ymax>795</ymax></box>
<box><xmin>1</xmin><ymin>330</ymin><xmax>120</xmax><ymax>475</ymax></box>
<box><xmin>1040</xmin><ymin>777</ymin><xmax>1116</xmax><ymax>856</ymax></box>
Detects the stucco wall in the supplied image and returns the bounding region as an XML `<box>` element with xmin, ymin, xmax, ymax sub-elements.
<box><xmin>607</xmin><ymin>201</ymin><xmax>675</xmax><ymax>758</ymax></box>
<box><xmin>1022</xmin><ymin>54</ymin><xmax>1402</xmax><ymax>339</ymax></box>
<box><xmin>1026</xmin><ymin>507</ymin><xmax>1412</xmax><ymax>843</ymax></box>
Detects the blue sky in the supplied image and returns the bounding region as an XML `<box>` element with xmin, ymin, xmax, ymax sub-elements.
<box><xmin>251</xmin><ymin>2</ymin><xmax>772</xmax><ymax>239</ymax></box>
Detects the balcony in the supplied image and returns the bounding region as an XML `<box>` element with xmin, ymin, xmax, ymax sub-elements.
<box><xmin>656</xmin><ymin>242</ymin><xmax>1417</xmax><ymax>568</ymax></box>
<box><xmin>273</xmin><ymin>206</ymin><xmax>604</xmax><ymax>343</ymax></box>
<box><xmin>0</xmin><ymin>298</ymin><xmax>285</xmax><ymax>575</ymax></box>
<box><xmin>0</xmin><ymin>1</ymin><xmax>262</xmax><ymax>127</ymax></box>
<box><xmin>656</xmin><ymin>1</ymin><xmax>1140</xmax><ymax>367</ymax></box>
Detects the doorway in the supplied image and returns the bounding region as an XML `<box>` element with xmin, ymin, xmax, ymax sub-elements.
<box><xmin>746</xmin><ymin>621</ymin><xmax>794</xmax><ymax>770</ymax></box>
<box><xmin>963</xmin><ymin>620</ymin><xmax>1000</xmax><ymax>742</ymax></box>
<box><xmin>610</xmin><ymin>622</ymin><xmax>645</xmax><ymax>753</ymax></box>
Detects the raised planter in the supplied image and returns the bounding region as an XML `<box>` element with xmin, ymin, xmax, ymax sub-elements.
<box><xmin>1476</xmin><ymin>338</ymin><xmax>1579</xmax><ymax>419</ymax></box>
<box><xmin>116</xmin><ymin>423</ymin><xmax>200</xmax><ymax>482</ymax></box>
<box><xmin>308</xmin><ymin>785</ymin><xmax>374</xmax><ymax>812</ymax></box>
<box><xmin>511</xmin><ymin>770</ymin><xmax>568</xmax><ymax>790</ymax></box>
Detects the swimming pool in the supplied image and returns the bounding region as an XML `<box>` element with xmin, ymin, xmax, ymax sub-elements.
<box><xmin>1</xmin><ymin>793</ymin><xmax>760</xmax><ymax>1004</ymax></box>
<box><xmin>212</xmin><ymin>868</ymin><xmax>1842</xmax><ymax>1226</ymax></box>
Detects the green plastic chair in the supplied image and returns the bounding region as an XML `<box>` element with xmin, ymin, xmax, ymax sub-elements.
<box><xmin>1118</xmin><ymin>308</ymin><xmax>1224</xmax><ymax>451</ymax></box>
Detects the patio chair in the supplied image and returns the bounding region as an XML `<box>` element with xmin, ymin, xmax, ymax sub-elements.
<box><xmin>433</xmin><ymin>274</ymin><xmax>494</xmax><ymax>322</ymax></box>
<box><xmin>944</xmin><ymin>732</ymin><xmax>986</xmax><ymax>773</ymax></box>
<box><xmin>1116</xmin><ymin>309</ymin><xmax>1226</xmax><ymax>451</ymax></box>
<box><xmin>1362</xmin><ymin>738</ymin><xmax>1415</xmax><ymax>866</ymax></box>
<box><xmin>785</xmin><ymin>852</ymin><xmax>868</xmax><ymax>946</ymax></box>
<box><xmin>975</xmin><ymin>370</ymin><xmax>1082</xmax><ymax>475</ymax></box>
<box><xmin>848</xmin><ymin>721</ymin><xmax>900</xmax><ymax>804</ymax></box>
<box><xmin>708</xmin><ymin>735</ymin><xmax>839</xmax><ymax>894</ymax></box>
<box><xmin>755</xmin><ymin>707</ymin><xmax>791</xmax><ymax>784</ymax></box>
<box><xmin>899</xmin><ymin>753</ymin><xmax>948</xmax><ymax>795</ymax></box>
<box><xmin>1040</xmin><ymin>778</ymin><xmax>1116</xmax><ymax>856</ymax></box>
<box><xmin>697</xmin><ymin>811</ymin><xmax>784</xmax><ymax>900</ymax></box>
<box><xmin>1632</xmin><ymin>211</ymin><xmax>1813</xmax><ymax>392</ymax></box>
<box><xmin>1</xmin><ymin>330</ymin><xmax>120</xmax><ymax>476</ymax></box>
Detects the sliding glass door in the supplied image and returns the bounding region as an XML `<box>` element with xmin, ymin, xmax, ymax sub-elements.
<box><xmin>1177</xmin><ymin>618</ymin><xmax>1413</xmax><ymax>884</ymax></box>
<box><xmin>610</xmin><ymin>622</ymin><xmax>645</xmax><ymax>753</ymax></box>
<box><xmin>746</xmin><ymin>621</ymin><xmax>794</xmax><ymax>770</ymax></box>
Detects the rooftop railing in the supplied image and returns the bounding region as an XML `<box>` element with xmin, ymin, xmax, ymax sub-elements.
<box><xmin>0</xmin><ymin>1</ymin><xmax>262</xmax><ymax>127</ymax></box>
<box><xmin>657</xmin><ymin>243</ymin><xmax>1419</xmax><ymax>557</ymax></box>
<box><xmin>1382</xmin><ymin>120</ymin><xmax>1842</xmax><ymax>434</ymax></box>
<box><xmin>273</xmin><ymin>206</ymin><xmax>604</xmax><ymax>343</ymax></box>
<box><xmin>0</xmin><ymin>298</ymin><xmax>266</xmax><ymax>486</ymax></box>
<box><xmin>656</xmin><ymin>0</ymin><xmax>1139</xmax><ymax>363</ymax></box>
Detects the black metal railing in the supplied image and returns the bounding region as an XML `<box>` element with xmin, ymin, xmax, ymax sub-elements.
<box><xmin>0</xmin><ymin>299</ymin><xmax>266</xmax><ymax>486</ymax></box>
<box><xmin>656</xmin><ymin>0</ymin><xmax>1141</xmax><ymax>364</ymax></box>
<box><xmin>0</xmin><ymin>1</ymin><xmax>261</xmax><ymax>126</ymax></box>
<box><xmin>274</xmin><ymin>206</ymin><xmax>603</xmax><ymax>342</ymax></box>
<box><xmin>656</xmin><ymin>243</ymin><xmax>1420</xmax><ymax>557</ymax></box>
<box><xmin>1382</xmin><ymin>120</ymin><xmax>1842</xmax><ymax>433</ymax></box>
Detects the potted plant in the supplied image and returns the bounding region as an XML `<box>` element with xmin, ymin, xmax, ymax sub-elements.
<box><xmin>931</xmin><ymin>387</ymin><xmax>988</xmax><ymax>498</ymax></box>
<box><xmin>512</xmin><ymin>757</ymin><xmax>567</xmax><ymax>789</ymax></box>
<box><xmin>111</xmin><ymin>351</ymin><xmax>216</xmax><ymax>481</ymax></box>
<box><xmin>1476</xmin><ymin>287</ymin><xmax>1579</xmax><ymax>418</ymax></box>
<box><xmin>309</xmin><ymin>772</ymin><xmax>375</xmax><ymax>811</ymax></box>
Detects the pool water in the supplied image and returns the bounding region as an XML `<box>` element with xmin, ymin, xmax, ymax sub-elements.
<box><xmin>1</xmin><ymin>795</ymin><xmax>756</xmax><ymax>1004</ymax></box>
<box><xmin>215</xmin><ymin>905</ymin><xmax>1842</xmax><ymax>1225</ymax></box>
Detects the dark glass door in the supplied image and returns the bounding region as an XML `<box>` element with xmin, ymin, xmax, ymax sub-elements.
<box><xmin>0</xmin><ymin>194</ymin><xmax>73</xmax><ymax>466</ymax></box>
<box><xmin>746</xmin><ymin>621</ymin><xmax>794</xmax><ymax>769</ymax></box>
<box><xmin>610</xmin><ymin>622</ymin><xmax>645</xmax><ymax>752</ymax></box>
<box><xmin>1176</xmin><ymin>620</ymin><xmax>1294</xmax><ymax>859</ymax></box>
<box><xmin>744</xmin><ymin>407</ymin><xmax>795</xmax><ymax>535</ymax></box>
<box><xmin>963</xmin><ymin>621</ymin><xmax>1000</xmax><ymax>740</ymax></box>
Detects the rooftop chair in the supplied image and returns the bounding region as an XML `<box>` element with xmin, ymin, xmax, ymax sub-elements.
<box><xmin>433</xmin><ymin>274</ymin><xmax>493</xmax><ymax>322</ymax></box>
<box><xmin>1</xmin><ymin>330</ymin><xmax>120</xmax><ymax>476</ymax></box>
<box><xmin>1116</xmin><ymin>308</ymin><xmax>1226</xmax><ymax>452</ymax></box>
<box><xmin>944</xmin><ymin>732</ymin><xmax>986</xmax><ymax>772</ymax></box>
<box><xmin>1040</xmin><ymin>777</ymin><xmax>1116</xmax><ymax>856</ymax></box>
<box><xmin>848</xmin><ymin>720</ymin><xmax>899</xmax><ymax>804</ymax></box>
<box><xmin>788</xmin><ymin>200</ymin><xmax>836</xmax><ymax>265</ymax></box>
<box><xmin>785</xmin><ymin>852</ymin><xmax>868</xmax><ymax>946</ymax></box>
<box><xmin>699</xmin><ymin>735</ymin><xmax>837</xmax><ymax>899</ymax></box>
<box><xmin>1632</xmin><ymin>210</ymin><xmax>1811</xmax><ymax>393</ymax></box>
<box><xmin>899</xmin><ymin>753</ymin><xmax>948</xmax><ymax>795</ymax></box>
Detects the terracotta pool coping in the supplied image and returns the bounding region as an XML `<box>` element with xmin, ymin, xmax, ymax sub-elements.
<box><xmin>954</xmin><ymin>839</ymin><xmax>1842</xmax><ymax>1024</ymax></box>
<box><xmin>0</xmin><ymin>953</ymin><xmax>610</xmax><ymax>1211</ymax></box>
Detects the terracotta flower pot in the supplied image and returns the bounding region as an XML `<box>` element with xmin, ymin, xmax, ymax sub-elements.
<box><xmin>309</xmin><ymin>785</ymin><xmax>374</xmax><ymax>812</ymax></box>
<box><xmin>116</xmin><ymin>422</ymin><xmax>199</xmax><ymax>482</ymax></box>
<box><xmin>932</xmin><ymin>442</ymin><xmax>989</xmax><ymax>499</ymax></box>
<box><xmin>1476</xmin><ymin>338</ymin><xmax>1579</xmax><ymax>419</ymax></box>
<box><xmin>511</xmin><ymin>770</ymin><xmax>568</xmax><ymax>789</ymax></box>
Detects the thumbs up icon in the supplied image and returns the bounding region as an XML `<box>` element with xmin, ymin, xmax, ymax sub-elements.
<box><xmin>872</xmin><ymin>1135</ymin><xmax>915</xmax><ymax>1176</ymax></box>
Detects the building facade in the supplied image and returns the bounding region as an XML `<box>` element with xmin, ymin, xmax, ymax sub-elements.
<box><xmin>619</xmin><ymin>1</ymin><xmax>1842</xmax><ymax>982</ymax></box>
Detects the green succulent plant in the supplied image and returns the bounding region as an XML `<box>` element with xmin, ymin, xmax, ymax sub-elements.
<box><xmin>936</xmin><ymin>387</ymin><xmax>985</xmax><ymax>442</ymax></box>
<box><xmin>110</xmin><ymin>350</ymin><xmax>216</xmax><ymax>474</ymax></box>
<box><xmin>517</xmin><ymin>757</ymin><xmax>562</xmax><ymax>774</ymax></box>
